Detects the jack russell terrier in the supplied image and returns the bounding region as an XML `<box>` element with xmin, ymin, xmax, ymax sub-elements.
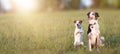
<box><xmin>87</xmin><ymin>12</ymin><xmax>104</xmax><ymax>52</ymax></box>
<box><xmin>74</xmin><ymin>20</ymin><xmax>84</xmax><ymax>48</ymax></box>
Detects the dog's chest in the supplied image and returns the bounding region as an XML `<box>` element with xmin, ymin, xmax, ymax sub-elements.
<box><xmin>74</xmin><ymin>28</ymin><xmax>84</xmax><ymax>35</ymax></box>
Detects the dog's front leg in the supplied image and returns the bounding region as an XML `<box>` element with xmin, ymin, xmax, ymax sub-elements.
<box><xmin>74</xmin><ymin>39</ymin><xmax>77</xmax><ymax>48</ymax></box>
<box><xmin>74</xmin><ymin>36</ymin><xmax>78</xmax><ymax>48</ymax></box>
<box><xmin>96</xmin><ymin>37</ymin><xmax>100</xmax><ymax>52</ymax></box>
<box><xmin>89</xmin><ymin>39</ymin><xmax>92</xmax><ymax>52</ymax></box>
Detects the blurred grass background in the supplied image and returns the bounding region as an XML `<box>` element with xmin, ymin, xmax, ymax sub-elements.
<box><xmin>0</xmin><ymin>9</ymin><xmax>120</xmax><ymax>54</ymax></box>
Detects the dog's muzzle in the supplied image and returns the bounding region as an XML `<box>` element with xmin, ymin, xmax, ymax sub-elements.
<box><xmin>77</xmin><ymin>24</ymin><xmax>81</xmax><ymax>28</ymax></box>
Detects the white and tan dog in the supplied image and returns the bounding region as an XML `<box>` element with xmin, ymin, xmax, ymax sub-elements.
<box><xmin>74</xmin><ymin>20</ymin><xmax>84</xmax><ymax>48</ymax></box>
<box><xmin>88</xmin><ymin>22</ymin><xmax>100</xmax><ymax>51</ymax></box>
<box><xmin>87</xmin><ymin>12</ymin><xmax>104</xmax><ymax>52</ymax></box>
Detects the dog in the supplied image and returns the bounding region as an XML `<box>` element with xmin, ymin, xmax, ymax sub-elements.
<box><xmin>88</xmin><ymin>22</ymin><xmax>100</xmax><ymax>52</ymax></box>
<box><xmin>88</xmin><ymin>23</ymin><xmax>105</xmax><ymax>52</ymax></box>
<box><xmin>87</xmin><ymin>12</ymin><xmax>104</xmax><ymax>52</ymax></box>
<box><xmin>87</xmin><ymin>12</ymin><xmax>100</xmax><ymax>34</ymax></box>
<box><xmin>73</xmin><ymin>20</ymin><xmax>84</xmax><ymax>48</ymax></box>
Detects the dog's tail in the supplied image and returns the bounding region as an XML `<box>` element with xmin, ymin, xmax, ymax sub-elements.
<box><xmin>100</xmin><ymin>36</ymin><xmax>105</xmax><ymax>46</ymax></box>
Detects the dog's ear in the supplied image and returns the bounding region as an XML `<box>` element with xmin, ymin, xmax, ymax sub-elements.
<box><xmin>95</xmin><ymin>12</ymin><xmax>100</xmax><ymax>17</ymax></box>
<box><xmin>74</xmin><ymin>20</ymin><xmax>76</xmax><ymax>23</ymax></box>
<box><xmin>87</xmin><ymin>12</ymin><xmax>90</xmax><ymax>18</ymax></box>
<box><xmin>79</xmin><ymin>20</ymin><xmax>82</xmax><ymax>23</ymax></box>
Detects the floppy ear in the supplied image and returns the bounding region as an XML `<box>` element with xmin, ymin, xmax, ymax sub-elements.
<box><xmin>79</xmin><ymin>20</ymin><xmax>82</xmax><ymax>23</ymax></box>
<box><xmin>87</xmin><ymin>12</ymin><xmax>90</xmax><ymax>17</ymax></box>
<box><xmin>74</xmin><ymin>20</ymin><xmax>76</xmax><ymax>23</ymax></box>
<box><xmin>95</xmin><ymin>12</ymin><xmax>100</xmax><ymax>17</ymax></box>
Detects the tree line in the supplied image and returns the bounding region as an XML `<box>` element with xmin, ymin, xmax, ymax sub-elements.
<box><xmin>37</xmin><ymin>0</ymin><xmax>120</xmax><ymax>10</ymax></box>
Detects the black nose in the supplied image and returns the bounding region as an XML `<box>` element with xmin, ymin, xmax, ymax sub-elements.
<box><xmin>77</xmin><ymin>24</ymin><xmax>79</xmax><ymax>26</ymax></box>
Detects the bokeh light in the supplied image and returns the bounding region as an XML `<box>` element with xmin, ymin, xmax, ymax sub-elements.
<box><xmin>12</xmin><ymin>0</ymin><xmax>37</xmax><ymax>13</ymax></box>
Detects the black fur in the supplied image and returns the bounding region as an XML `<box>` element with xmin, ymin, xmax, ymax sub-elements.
<box><xmin>87</xmin><ymin>12</ymin><xmax>90</xmax><ymax>18</ymax></box>
<box><xmin>87</xmin><ymin>24</ymin><xmax>92</xmax><ymax>34</ymax></box>
<box><xmin>95</xmin><ymin>12</ymin><xmax>99</xmax><ymax>17</ymax></box>
<box><xmin>95</xmin><ymin>12</ymin><xmax>100</xmax><ymax>20</ymax></box>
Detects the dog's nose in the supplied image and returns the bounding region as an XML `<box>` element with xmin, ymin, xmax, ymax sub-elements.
<box><xmin>77</xmin><ymin>24</ymin><xmax>79</xmax><ymax>26</ymax></box>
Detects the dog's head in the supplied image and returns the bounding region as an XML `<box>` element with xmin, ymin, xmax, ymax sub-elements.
<box><xmin>87</xmin><ymin>12</ymin><xmax>100</xmax><ymax>20</ymax></box>
<box><xmin>74</xmin><ymin>20</ymin><xmax>82</xmax><ymax>29</ymax></box>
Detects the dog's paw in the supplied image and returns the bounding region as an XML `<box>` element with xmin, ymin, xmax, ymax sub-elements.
<box><xmin>89</xmin><ymin>49</ymin><xmax>92</xmax><ymax>52</ymax></box>
<box><xmin>81</xmin><ymin>42</ymin><xmax>84</xmax><ymax>46</ymax></box>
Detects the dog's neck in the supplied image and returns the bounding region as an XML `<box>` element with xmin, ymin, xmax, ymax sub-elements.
<box><xmin>91</xmin><ymin>28</ymin><xmax>96</xmax><ymax>33</ymax></box>
<box><xmin>76</xmin><ymin>25</ymin><xmax>82</xmax><ymax>30</ymax></box>
<box><xmin>75</xmin><ymin>26</ymin><xmax>83</xmax><ymax>33</ymax></box>
<box><xmin>75</xmin><ymin>26</ymin><xmax>83</xmax><ymax>35</ymax></box>
<box><xmin>88</xmin><ymin>19</ymin><xmax>98</xmax><ymax>24</ymax></box>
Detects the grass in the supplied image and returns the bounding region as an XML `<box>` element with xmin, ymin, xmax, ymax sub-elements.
<box><xmin>0</xmin><ymin>9</ymin><xmax>120</xmax><ymax>54</ymax></box>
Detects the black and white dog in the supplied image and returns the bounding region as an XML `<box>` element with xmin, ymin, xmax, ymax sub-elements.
<box><xmin>74</xmin><ymin>20</ymin><xmax>84</xmax><ymax>48</ymax></box>
<box><xmin>87</xmin><ymin>12</ymin><xmax>100</xmax><ymax>34</ymax></box>
<box><xmin>87</xmin><ymin>12</ymin><xmax>104</xmax><ymax>52</ymax></box>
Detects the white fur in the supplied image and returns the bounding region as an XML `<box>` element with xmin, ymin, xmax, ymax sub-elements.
<box><xmin>88</xmin><ymin>12</ymin><xmax>102</xmax><ymax>52</ymax></box>
<box><xmin>89</xmin><ymin>12</ymin><xmax>95</xmax><ymax>18</ymax></box>
<box><xmin>74</xmin><ymin>21</ymin><xmax>84</xmax><ymax>47</ymax></box>
<box><xmin>88</xmin><ymin>23</ymin><xmax>99</xmax><ymax>51</ymax></box>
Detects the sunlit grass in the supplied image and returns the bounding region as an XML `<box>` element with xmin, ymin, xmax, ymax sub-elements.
<box><xmin>0</xmin><ymin>9</ymin><xmax>120</xmax><ymax>54</ymax></box>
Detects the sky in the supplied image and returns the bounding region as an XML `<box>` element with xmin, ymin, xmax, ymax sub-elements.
<box><xmin>81</xmin><ymin>0</ymin><xmax>92</xmax><ymax>8</ymax></box>
<box><xmin>0</xmin><ymin>0</ymin><xmax>12</xmax><ymax>10</ymax></box>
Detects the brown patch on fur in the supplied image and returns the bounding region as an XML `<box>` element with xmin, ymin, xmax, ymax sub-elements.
<box><xmin>74</xmin><ymin>20</ymin><xmax>83</xmax><ymax>24</ymax></box>
<box><xmin>79</xmin><ymin>20</ymin><xmax>82</xmax><ymax>23</ymax></box>
<box><xmin>74</xmin><ymin>20</ymin><xmax>76</xmax><ymax>23</ymax></box>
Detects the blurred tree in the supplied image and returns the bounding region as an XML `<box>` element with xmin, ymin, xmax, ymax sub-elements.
<box><xmin>100</xmin><ymin>0</ymin><xmax>120</xmax><ymax>9</ymax></box>
<box><xmin>37</xmin><ymin>0</ymin><xmax>72</xmax><ymax>11</ymax></box>
<box><xmin>92</xmin><ymin>0</ymin><xmax>101</xmax><ymax>8</ymax></box>
<box><xmin>37</xmin><ymin>0</ymin><xmax>57</xmax><ymax>11</ymax></box>
<box><xmin>37</xmin><ymin>0</ymin><xmax>120</xmax><ymax>11</ymax></box>
<box><xmin>100</xmin><ymin>0</ymin><xmax>108</xmax><ymax>8</ymax></box>
<box><xmin>57</xmin><ymin>0</ymin><xmax>72</xmax><ymax>10</ymax></box>
<box><xmin>119</xmin><ymin>0</ymin><xmax>120</xmax><ymax>8</ymax></box>
<box><xmin>114</xmin><ymin>0</ymin><xmax>120</xmax><ymax>8</ymax></box>
<box><xmin>113</xmin><ymin>0</ymin><xmax>120</xmax><ymax>8</ymax></box>
<box><xmin>71</xmin><ymin>0</ymin><xmax>80</xmax><ymax>9</ymax></box>
<box><xmin>45</xmin><ymin>0</ymin><xmax>57</xmax><ymax>11</ymax></box>
<box><xmin>57</xmin><ymin>0</ymin><xmax>65</xmax><ymax>10</ymax></box>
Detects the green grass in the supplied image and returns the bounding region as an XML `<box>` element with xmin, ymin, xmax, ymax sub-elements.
<box><xmin>0</xmin><ymin>9</ymin><xmax>120</xmax><ymax>54</ymax></box>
